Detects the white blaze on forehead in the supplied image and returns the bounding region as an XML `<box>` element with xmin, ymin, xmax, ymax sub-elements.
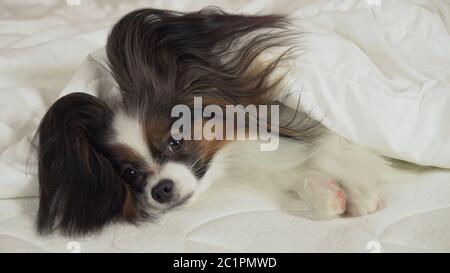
<box><xmin>112</xmin><ymin>110</ymin><xmax>154</xmax><ymax>165</ymax></box>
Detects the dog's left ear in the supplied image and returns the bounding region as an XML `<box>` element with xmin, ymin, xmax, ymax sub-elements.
<box><xmin>34</xmin><ymin>92</ymin><xmax>131</xmax><ymax>236</ymax></box>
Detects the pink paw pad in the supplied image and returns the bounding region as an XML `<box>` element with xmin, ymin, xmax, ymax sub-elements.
<box><xmin>328</xmin><ymin>180</ymin><xmax>346</xmax><ymax>211</ymax></box>
<box><xmin>336</xmin><ymin>189</ymin><xmax>346</xmax><ymax>210</ymax></box>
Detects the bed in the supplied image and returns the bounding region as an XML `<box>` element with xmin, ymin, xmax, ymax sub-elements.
<box><xmin>1</xmin><ymin>0</ymin><xmax>450</xmax><ymax>252</ymax></box>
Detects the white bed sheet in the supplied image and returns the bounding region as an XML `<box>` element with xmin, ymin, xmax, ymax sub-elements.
<box><xmin>1</xmin><ymin>0</ymin><xmax>450</xmax><ymax>252</ymax></box>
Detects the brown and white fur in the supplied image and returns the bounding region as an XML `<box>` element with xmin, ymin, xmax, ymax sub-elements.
<box><xmin>34</xmin><ymin>8</ymin><xmax>400</xmax><ymax>236</ymax></box>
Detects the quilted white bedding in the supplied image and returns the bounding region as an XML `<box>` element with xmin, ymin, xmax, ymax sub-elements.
<box><xmin>1</xmin><ymin>0</ymin><xmax>450</xmax><ymax>252</ymax></box>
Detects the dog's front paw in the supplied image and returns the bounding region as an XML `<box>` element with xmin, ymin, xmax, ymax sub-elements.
<box><xmin>344</xmin><ymin>187</ymin><xmax>381</xmax><ymax>217</ymax></box>
<box><xmin>299</xmin><ymin>174</ymin><xmax>347</xmax><ymax>220</ymax></box>
<box><xmin>297</xmin><ymin>172</ymin><xmax>383</xmax><ymax>220</ymax></box>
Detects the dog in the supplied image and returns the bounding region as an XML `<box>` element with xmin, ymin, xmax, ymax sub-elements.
<box><xmin>35</xmin><ymin>8</ymin><xmax>400</xmax><ymax>236</ymax></box>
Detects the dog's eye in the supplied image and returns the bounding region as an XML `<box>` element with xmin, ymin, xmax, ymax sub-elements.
<box><xmin>168</xmin><ymin>136</ymin><xmax>183</xmax><ymax>152</ymax></box>
<box><xmin>123</xmin><ymin>168</ymin><xmax>139</xmax><ymax>182</ymax></box>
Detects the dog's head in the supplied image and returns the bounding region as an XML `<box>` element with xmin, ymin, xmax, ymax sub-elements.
<box><xmin>36</xmin><ymin>8</ymin><xmax>293</xmax><ymax>236</ymax></box>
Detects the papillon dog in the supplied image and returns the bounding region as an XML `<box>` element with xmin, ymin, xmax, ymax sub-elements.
<box><xmin>35</xmin><ymin>8</ymin><xmax>400</xmax><ymax>236</ymax></box>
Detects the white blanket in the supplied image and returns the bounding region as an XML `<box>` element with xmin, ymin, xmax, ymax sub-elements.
<box><xmin>1</xmin><ymin>0</ymin><xmax>450</xmax><ymax>252</ymax></box>
<box><xmin>284</xmin><ymin>0</ymin><xmax>450</xmax><ymax>169</ymax></box>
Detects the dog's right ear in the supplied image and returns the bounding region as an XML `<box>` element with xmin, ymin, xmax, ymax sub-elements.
<box><xmin>35</xmin><ymin>92</ymin><xmax>127</xmax><ymax>236</ymax></box>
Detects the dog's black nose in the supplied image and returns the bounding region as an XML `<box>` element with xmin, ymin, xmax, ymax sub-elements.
<box><xmin>151</xmin><ymin>179</ymin><xmax>174</xmax><ymax>203</ymax></box>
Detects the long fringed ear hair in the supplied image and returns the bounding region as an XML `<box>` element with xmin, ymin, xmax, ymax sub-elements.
<box><xmin>106</xmin><ymin>7</ymin><xmax>292</xmax><ymax>110</ymax></box>
<box><xmin>35</xmin><ymin>92</ymin><xmax>128</xmax><ymax>236</ymax></box>
<box><xmin>106</xmin><ymin>7</ymin><xmax>320</xmax><ymax>143</ymax></box>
